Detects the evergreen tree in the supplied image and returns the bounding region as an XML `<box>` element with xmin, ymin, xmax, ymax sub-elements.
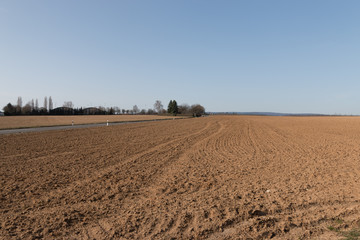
<box><xmin>167</xmin><ymin>100</ymin><xmax>179</xmax><ymax>115</ymax></box>
<box><xmin>167</xmin><ymin>100</ymin><xmax>173</xmax><ymax>114</ymax></box>
<box><xmin>172</xmin><ymin>100</ymin><xmax>178</xmax><ymax>115</ymax></box>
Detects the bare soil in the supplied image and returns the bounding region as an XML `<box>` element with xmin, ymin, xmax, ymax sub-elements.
<box><xmin>1</xmin><ymin>116</ymin><xmax>360</xmax><ymax>239</ymax></box>
<box><xmin>0</xmin><ymin>115</ymin><xmax>183</xmax><ymax>129</ymax></box>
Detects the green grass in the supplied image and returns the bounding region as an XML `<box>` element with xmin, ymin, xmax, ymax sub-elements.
<box><xmin>326</xmin><ymin>218</ymin><xmax>360</xmax><ymax>240</ymax></box>
<box><xmin>340</xmin><ymin>228</ymin><xmax>360</xmax><ymax>240</ymax></box>
<box><xmin>327</xmin><ymin>218</ymin><xmax>360</xmax><ymax>240</ymax></box>
<box><xmin>328</xmin><ymin>225</ymin><xmax>340</xmax><ymax>232</ymax></box>
<box><xmin>336</xmin><ymin>219</ymin><xmax>344</xmax><ymax>224</ymax></box>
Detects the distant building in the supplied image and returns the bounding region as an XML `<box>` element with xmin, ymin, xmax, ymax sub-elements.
<box><xmin>0</xmin><ymin>111</ymin><xmax>4</xmax><ymax>116</ymax></box>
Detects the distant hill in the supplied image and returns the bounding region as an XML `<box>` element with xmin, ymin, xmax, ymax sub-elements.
<box><xmin>208</xmin><ymin>112</ymin><xmax>355</xmax><ymax>116</ymax></box>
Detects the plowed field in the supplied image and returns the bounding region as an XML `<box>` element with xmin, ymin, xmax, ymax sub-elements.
<box><xmin>1</xmin><ymin>116</ymin><xmax>360</xmax><ymax>239</ymax></box>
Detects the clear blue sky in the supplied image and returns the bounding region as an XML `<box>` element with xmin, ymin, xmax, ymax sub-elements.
<box><xmin>1</xmin><ymin>1</ymin><xmax>360</xmax><ymax>114</ymax></box>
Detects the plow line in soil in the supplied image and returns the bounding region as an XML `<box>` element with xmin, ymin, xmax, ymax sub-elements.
<box><xmin>1</xmin><ymin>116</ymin><xmax>360</xmax><ymax>239</ymax></box>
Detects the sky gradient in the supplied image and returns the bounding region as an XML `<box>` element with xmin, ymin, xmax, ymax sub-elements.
<box><xmin>1</xmin><ymin>1</ymin><xmax>360</xmax><ymax>114</ymax></box>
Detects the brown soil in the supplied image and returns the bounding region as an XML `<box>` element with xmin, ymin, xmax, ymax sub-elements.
<box><xmin>0</xmin><ymin>115</ymin><xmax>183</xmax><ymax>129</ymax></box>
<box><xmin>1</xmin><ymin>115</ymin><xmax>360</xmax><ymax>239</ymax></box>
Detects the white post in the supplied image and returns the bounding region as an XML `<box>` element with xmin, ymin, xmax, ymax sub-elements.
<box><xmin>107</xmin><ymin>120</ymin><xmax>109</xmax><ymax>126</ymax></box>
<box><xmin>72</xmin><ymin>120</ymin><xmax>74</xmax><ymax>126</ymax></box>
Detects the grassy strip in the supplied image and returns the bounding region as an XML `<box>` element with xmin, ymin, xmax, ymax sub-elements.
<box><xmin>0</xmin><ymin>117</ymin><xmax>192</xmax><ymax>131</ymax></box>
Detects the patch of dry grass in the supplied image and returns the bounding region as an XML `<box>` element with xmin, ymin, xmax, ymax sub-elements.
<box><xmin>0</xmin><ymin>115</ymin><xmax>184</xmax><ymax>129</ymax></box>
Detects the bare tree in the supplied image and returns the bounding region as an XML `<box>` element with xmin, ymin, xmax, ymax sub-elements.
<box><xmin>147</xmin><ymin>109</ymin><xmax>154</xmax><ymax>115</ymax></box>
<box><xmin>191</xmin><ymin>104</ymin><xmax>205</xmax><ymax>117</ymax></box>
<box><xmin>154</xmin><ymin>100</ymin><xmax>163</xmax><ymax>114</ymax></box>
<box><xmin>22</xmin><ymin>102</ymin><xmax>32</xmax><ymax>115</ymax></box>
<box><xmin>44</xmin><ymin>96</ymin><xmax>48</xmax><ymax>110</ymax></box>
<box><xmin>31</xmin><ymin>99</ymin><xmax>35</xmax><ymax>111</ymax></box>
<box><xmin>63</xmin><ymin>101</ymin><xmax>74</xmax><ymax>108</ymax></box>
<box><xmin>178</xmin><ymin>104</ymin><xmax>190</xmax><ymax>114</ymax></box>
<box><xmin>133</xmin><ymin>105</ymin><xmax>140</xmax><ymax>114</ymax></box>
<box><xmin>108</xmin><ymin>107</ymin><xmax>114</xmax><ymax>115</ymax></box>
<box><xmin>17</xmin><ymin>96</ymin><xmax>23</xmax><ymax>108</ymax></box>
<box><xmin>98</xmin><ymin>106</ymin><xmax>106</xmax><ymax>112</ymax></box>
<box><xmin>3</xmin><ymin>103</ymin><xmax>16</xmax><ymax>115</ymax></box>
<box><xmin>49</xmin><ymin>96</ymin><xmax>53</xmax><ymax>110</ymax></box>
<box><xmin>114</xmin><ymin>107</ymin><xmax>121</xmax><ymax>115</ymax></box>
<box><xmin>35</xmin><ymin>99</ymin><xmax>39</xmax><ymax>111</ymax></box>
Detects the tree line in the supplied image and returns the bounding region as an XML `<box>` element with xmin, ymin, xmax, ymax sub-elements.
<box><xmin>166</xmin><ymin>100</ymin><xmax>205</xmax><ymax>117</ymax></box>
<box><xmin>2</xmin><ymin>97</ymin><xmax>205</xmax><ymax>117</ymax></box>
